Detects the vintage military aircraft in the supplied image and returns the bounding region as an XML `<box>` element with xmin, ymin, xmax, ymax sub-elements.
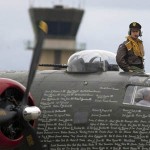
<box><xmin>1</xmin><ymin>22</ymin><xmax>150</xmax><ymax>150</ymax></box>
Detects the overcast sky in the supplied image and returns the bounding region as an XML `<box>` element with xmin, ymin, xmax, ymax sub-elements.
<box><xmin>0</xmin><ymin>0</ymin><xmax>150</xmax><ymax>72</ymax></box>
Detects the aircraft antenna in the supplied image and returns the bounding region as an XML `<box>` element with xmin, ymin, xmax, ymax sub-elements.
<box><xmin>78</xmin><ymin>0</ymin><xmax>81</xmax><ymax>8</ymax></box>
<box><xmin>83</xmin><ymin>0</ymin><xmax>86</xmax><ymax>9</ymax></box>
<box><xmin>58</xmin><ymin>0</ymin><xmax>63</xmax><ymax>5</ymax></box>
<box><xmin>51</xmin><ymin>0</ymin><xmax>55</xmax><ymax>7</ymax></box>
<box><xmin>71</xmin><ymin>0</ymin><xmax>74</xmax><ymax>8</ymax></box>
<box><xmin>78</xmin><ymin>0</ymin><xmax>86</xmax><ymax>9</ymax></box>
<box><xmin>29</xmin><ymin>0</ymin><xmax>35</xmax><ymax>7</ymax></box>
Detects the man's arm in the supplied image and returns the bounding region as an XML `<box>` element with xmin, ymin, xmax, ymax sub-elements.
<box><xmin>116</xmin><ymin>43</ymin><xmax>131</xmax><ymax>72</ymax></box>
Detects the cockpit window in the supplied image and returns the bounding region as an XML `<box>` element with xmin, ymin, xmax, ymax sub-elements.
<box><xmin>124</xmin><ymin>86</ymin><xmax>150</xmax><ymax>107</ymax></box>
<box><xmin>67</xmin><ymin>50</ymin><xmax>119</xmax><ymax>73</ymax></box>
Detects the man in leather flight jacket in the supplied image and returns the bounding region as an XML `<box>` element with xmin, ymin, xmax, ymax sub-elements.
<box><xmin>116</xmin><ymin>22</ymin><xmax>144</xmax><ymax>72</ymax></box>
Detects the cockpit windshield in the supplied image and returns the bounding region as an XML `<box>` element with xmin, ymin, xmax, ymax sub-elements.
<box><xmin>67</xmin><ymin>50</ymin><xmax>119</xmax><ymax>73</ymax></box>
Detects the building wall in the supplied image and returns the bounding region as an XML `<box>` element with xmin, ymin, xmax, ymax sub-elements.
<box><xmin>61</xmin><ymin>50</ymin><xmax>75</xmax><ymax>64</ymax></box>
<box><xmin>38</xmin><ymin>50</ymin><xmax>75</xmax><ymax>70</ymax></box>
<box><xmin>43</xmin><ymin>39</ymin><xmax>76</xmax><ymax>50</ymax></box>
<box><xmin>38</xmin><ymin>50</ymin><xmax>55</xmax><ymax>70</ymax></box>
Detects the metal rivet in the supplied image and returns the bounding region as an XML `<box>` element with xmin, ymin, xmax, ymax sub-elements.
<box><xmin>83</xmin><ymin>81</ymin><xmax>88</xmax><ymax>85</ymax></box>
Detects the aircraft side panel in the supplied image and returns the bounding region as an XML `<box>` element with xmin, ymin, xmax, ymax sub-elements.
<box><xmin>1</xmin><ymin>71</ymin><xmax>150</xmax><ymax>149</ymax></box>
<box><xmin>34</xmin><ymin>72</ymin><xmax>134</xmax><ymax>150</ymax></box>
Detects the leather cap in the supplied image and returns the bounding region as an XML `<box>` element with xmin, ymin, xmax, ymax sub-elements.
<box><xmin>129</xmin><ymin>22</ymin><xmax>141</xmax><ymax>29</ymax></box>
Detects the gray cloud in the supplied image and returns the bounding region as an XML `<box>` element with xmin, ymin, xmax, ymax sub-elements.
<box><xmin>32</xmin><ymin>0</ymin><xmax>150</xmax><ymax>10</ymax></box>
<box><xmin>1</xmin><ymin>0</ymin><xmax>150</xmax><ymax>72</ymax></box>
<box><xmin>85</xmin><ymin>0</ymin><xmax>150</xmax><ymax>10</ymax></box>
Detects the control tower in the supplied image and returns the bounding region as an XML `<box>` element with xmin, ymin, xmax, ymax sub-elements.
<box><xmin>28</xmin><ymin>5</ymin><xmax>85</xmax><ymax>70</ymax></box>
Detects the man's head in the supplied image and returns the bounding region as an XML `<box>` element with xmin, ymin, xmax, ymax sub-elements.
<box><xmin>142</xmin><ymin>88</ymin><xmax>150</xmax><ymax>102</ymax></box>
<box><xmin>128</xmin><ymin>22</ymin><xmax>142</xmax><ymax>39</ymax></box>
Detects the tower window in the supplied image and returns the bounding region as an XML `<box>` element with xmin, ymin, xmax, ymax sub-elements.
<box><xmin>46</xmin><ymin>21</ymin><xmax>72</xmax><ymax>36</ymax></box>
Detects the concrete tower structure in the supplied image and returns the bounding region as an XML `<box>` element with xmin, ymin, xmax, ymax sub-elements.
<box><xmin>28</xmin><ymin>5</ymin><xmax>85</xmax><ymax>70</ymax></box>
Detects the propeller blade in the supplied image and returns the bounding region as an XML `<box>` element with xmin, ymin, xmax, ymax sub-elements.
<box><xmin>20</xmin><ymin>21</ymin><xmax>47</xmax><ymax>150</ymax></box>
<box><xmin>22</xmin><ymin>121</ymin><xmax>42</xmax><ymax>150</ymax></box>
<box><xmin>0</xmin><ymin>109</ymin><xmax>17</xmax><ymax>125</ymax></box>
<box><xmin>23</xmin><ymin>21</ymin><xmax>48</xmax><ymax>104</ymax></box>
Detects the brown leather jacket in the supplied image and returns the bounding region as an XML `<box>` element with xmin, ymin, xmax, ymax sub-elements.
<box><xmin>116</xmin><ymin>41</ymin><xmax>144</xmax><ymax>72</ymax></box>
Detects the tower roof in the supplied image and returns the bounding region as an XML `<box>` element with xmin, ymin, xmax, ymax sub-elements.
<box><xmin>29</xmin><ymin>5</ymin><xmax>84</xmax><ymax>39</ymax></box>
